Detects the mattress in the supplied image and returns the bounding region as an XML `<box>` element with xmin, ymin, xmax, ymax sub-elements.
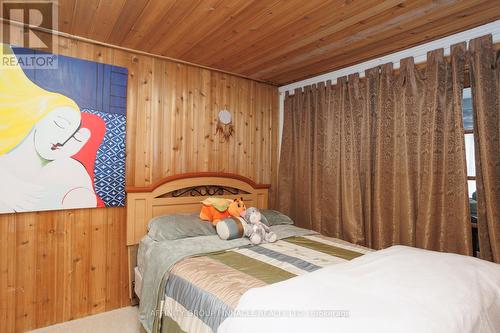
<box><xmin>159</xmin><ymin>234</ymin><xmax>372</xmax><ymax>333</ymax></box>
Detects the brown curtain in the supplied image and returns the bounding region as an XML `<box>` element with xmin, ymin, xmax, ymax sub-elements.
<box><xmin>277</xmin><ymin>44</ymin><xmax>472</xmax><ymax>255</ymax></box>
<box><xmin>469</xmin><ymin>35</ymin><xmax>500</xmax><ymax>263</ymax></box>
<box><xmin>418</xmin><ymin>45</ymin><xmax>472</xmax><ymax>254</ymax></box>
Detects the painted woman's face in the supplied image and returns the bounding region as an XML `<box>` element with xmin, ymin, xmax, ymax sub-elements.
<box><xmin>34</xmin><ymin>106</ymin><xmax>89</xmax><ymax>161</ymax></box>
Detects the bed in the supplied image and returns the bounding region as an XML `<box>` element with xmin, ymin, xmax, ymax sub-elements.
<box><xmin>127</xmin><ymin>173</ymin><xmax>500</xmax><ymax>333</ymax></box>
<box><xmin>127</xmin><ymin>173</ymin><xmax>372</xmax><ymax>332</ymax></box>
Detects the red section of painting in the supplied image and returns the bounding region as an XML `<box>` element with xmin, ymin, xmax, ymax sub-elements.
<box><xmin>72</xmin><ymin>112</ymin><xmax>106</xmax><ymax>207</ymax></box>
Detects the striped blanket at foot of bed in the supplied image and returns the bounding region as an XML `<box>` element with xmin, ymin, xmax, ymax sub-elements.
<box><xmin>161</xmin><ymin>235</ymin><xmax>372</xmax><ymax>333</ymax></box>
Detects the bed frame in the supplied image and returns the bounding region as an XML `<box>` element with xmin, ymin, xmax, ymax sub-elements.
<box><xmin>125</xmin><ymin>172</ymin><xmax>270</xmax><ymax>300</ymax></box>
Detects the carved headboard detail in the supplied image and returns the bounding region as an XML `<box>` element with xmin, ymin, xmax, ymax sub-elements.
<box><xmin>125</xmin><ymin>172</ymin><xmax>270</xmax><ymax>246</ymax></box>
<box><xmin>169</xmin><ymin>185</ymin><xmax>248</xmax><ymax>198</ymax></box>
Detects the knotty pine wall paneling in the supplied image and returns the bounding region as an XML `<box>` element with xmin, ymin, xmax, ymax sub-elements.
<box><xmin>0</xmin><ymin>26</ymin><xmax>279</xmax><ymax>333</ymax></box>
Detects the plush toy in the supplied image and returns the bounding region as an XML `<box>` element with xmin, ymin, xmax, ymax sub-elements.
<box><xmin>200</xmin><ymin>197</ymin><xmax>246</xmax><ymax>225</ymax></box>
<box><xmin>243</xmin><ymin>207</ymin><xmax>277</xmax><ymax>245</ymax></box>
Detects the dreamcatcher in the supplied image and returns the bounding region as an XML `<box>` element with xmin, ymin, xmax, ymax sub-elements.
<box><xmin>216</xmin><ymin>108</ymin><xmax>234</xmax><ymax>142</ymax></box>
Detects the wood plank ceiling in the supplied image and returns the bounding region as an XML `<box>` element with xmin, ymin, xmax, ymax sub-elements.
<box><xmin>23</xmin><ymin>1</ymin><xmax>500</xmax><ymax>84</ymax></box>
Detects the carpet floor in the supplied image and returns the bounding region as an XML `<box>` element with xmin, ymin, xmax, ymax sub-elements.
<box><xmin>28</xmin><ymin>306</ymin><xmax>143</xmax><ymax>333</ymax></box>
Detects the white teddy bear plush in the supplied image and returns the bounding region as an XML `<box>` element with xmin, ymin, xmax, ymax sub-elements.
<box><xmin>243</xmin><ymin>207</ymin><xmax>277</xmax><ymax>245</ymax></box>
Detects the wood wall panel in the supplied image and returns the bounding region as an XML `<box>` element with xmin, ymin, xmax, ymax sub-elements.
<box><xmin>0</xmin><ymin>208</ymin><xmax>130</xmax><ymax>333</ymax></box>
<box><xmin>0</xmin><ymin>26</ymin><xmax>279</xmax><ymax>332</ymax></box>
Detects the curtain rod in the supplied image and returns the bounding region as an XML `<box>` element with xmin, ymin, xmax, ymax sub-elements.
<box><xmin>0</xmin><ymin>18</ymin><xmax>277</xmax><ymax>86</ymax></box>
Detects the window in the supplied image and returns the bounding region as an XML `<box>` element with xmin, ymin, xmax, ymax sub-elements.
<box><xmin>462</xmin><ymin>88</ymin><xmax>476</xmax><ymax>200</ymax></box>
<box><xmin>462</xmin><ymin>87</ymin><xmax>479</xmax><ymax>257</ymax></box>
<box><xmin>465</xmin><ymin>133</ymin><xmax>476</xmax><ymax>197</ymax></box>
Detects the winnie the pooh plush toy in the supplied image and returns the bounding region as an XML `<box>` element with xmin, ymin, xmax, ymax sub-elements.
<box><xmin>200</xmin><ymin>197</ymin><xmax>246</xmax><ymax>225</ymax></box>
<box><xmin>243</xmin><ymin>207</ymin><xmax>277</xmax><ymax>245</ymax></box>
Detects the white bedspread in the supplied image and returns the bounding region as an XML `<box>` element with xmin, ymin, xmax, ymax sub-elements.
<box><xmin>218</xmin><ymin>245</ymin><xmax>500</xmax><ymax>333</ymax></box>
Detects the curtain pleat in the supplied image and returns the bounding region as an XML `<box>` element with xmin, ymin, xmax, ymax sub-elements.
<box><xmin>311</xmin><ymin>83</ymin><xmax>325</xmax><ymax>232</ymax></box>
<box><xmin>363</xmin><ymin>68</ymin><xmax>379</xmax><ymax>248</ymax></box>
<box><xmin>277</xmin><ymin>91</ymin><xmax>293</xmax><ymax>217</ymax></box>
<box><xmin>340</xmin><ymin>75</ymin><xmax>365</xmax><ymax>244</ymax></box>
<box><xmin>372</xmin><ymin>63</ymin><xmax>397</xmax><ymax>249</ymax></box>
<box><xmin>322</xmin><ymin>81</ymin><xmax>342</xmax><ymax>237</ymax></box>
<box><xmin>417</xmin><ymin>45</ymin><xmax>471</xmax><ymax>254</ymax></box>
<box><xmin>277</xmin><ymin>39</ymin><xmax>474</xmax><ymax>256</ymax></box>
<box><xmin>278</xmin><ymin>87</ymin><xmax>314</xmax><ymax>230</ymax></box>
<box><xmin>469</xmin><ymin>35</ymin><xmax>500</xmax><ymax>263</ymax></box>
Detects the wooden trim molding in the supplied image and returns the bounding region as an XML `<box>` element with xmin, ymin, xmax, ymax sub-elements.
<box><xmin>126</xmin><ymin>172</ymin><xmax>271</xmax><ymax>193</ymax></box>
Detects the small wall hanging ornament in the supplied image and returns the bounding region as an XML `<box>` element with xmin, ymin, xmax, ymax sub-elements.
<box><xmin>216</xmin><ymin>108</ymin><xmax>234</xmax><ymax>142</ymax></box>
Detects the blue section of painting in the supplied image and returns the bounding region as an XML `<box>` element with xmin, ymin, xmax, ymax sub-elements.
<box><xmin>12</xmin><ymin>47</ymin><xmax>127</xmax><ymax>115</ymax></box>
<box><xmin>12</xmin><ymin>47</ymin><xmax>128</xmax><ymax>208</ymax></box>
<box><xmin>83</xmin><ymin>109</ymin><xmax>127</xmax><ymax>207</ymax></box>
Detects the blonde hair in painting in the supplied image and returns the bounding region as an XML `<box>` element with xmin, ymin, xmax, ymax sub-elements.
<box><xmin>0</xmin><ymin>45</ymin><xmax>79</xmax><ymax>155</ymax></box>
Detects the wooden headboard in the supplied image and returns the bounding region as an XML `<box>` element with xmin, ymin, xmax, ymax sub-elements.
<box><xmin>125</xmin><ymin>172</ymin><xmax>270</xmax><ymax>246</ymax></box>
